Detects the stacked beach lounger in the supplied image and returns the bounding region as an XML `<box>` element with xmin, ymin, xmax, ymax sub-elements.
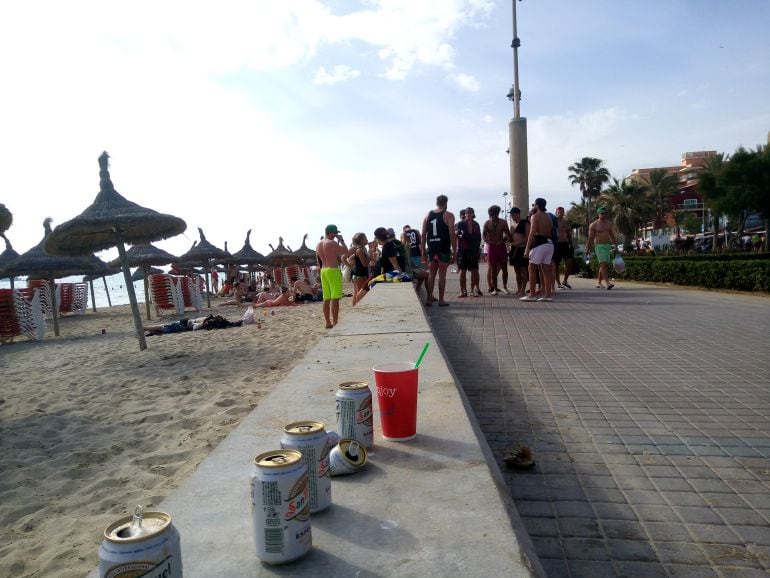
<box><xmin>0</xmin><ymin>288</ymin><xmax>45</xmax><ymax>344</ymax></box>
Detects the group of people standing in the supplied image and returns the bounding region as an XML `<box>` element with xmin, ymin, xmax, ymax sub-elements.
<box><xmin>314</xmin><ymin>193</ymin><xmax>619</xmax><ymax>328</ymax></box>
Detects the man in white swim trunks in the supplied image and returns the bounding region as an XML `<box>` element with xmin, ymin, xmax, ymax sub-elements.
<box><xmin>521</xmin><ymin>197</ymin><xmax>556</xmax><ymax>302</ymax></box>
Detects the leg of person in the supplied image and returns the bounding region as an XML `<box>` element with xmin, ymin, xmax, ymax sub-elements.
<box><xmin>501</xmin><ymin>262</ymin><xmax>510</xmax><ymax>293</ymax></box>
<box><xmin>471</xmin><ymin>267</ymin><xmax>480</xmax><ymax>296</ymax></box>
<box><xmin>320</xmin><ymin>268</ymin><xmax>336</xmax><ymax>328</ymax></box>
<box><xmin>563</xmin><ymin>257</ymin><xmax>573</xmax><ymax>288</ymax></box>
<box><xmin>437</xmin><ymin>260</ymin><xmax>450</xmax><ymax>305</ymax></box>
<box><xmin>425</xmin><ymin>258</ymin><xmax>438</xmax><ymax>305</ymax></box>
<box><xmin>521</xmin><ymin>260</ymin><xmax>539</xmax><ymax>301</ymax></box>
<box><xmin>331</xmin><ymin>299</ymin><xmax>340</xmax><ymax>325</ymax></box>
<box><xmin>486</xmin><ymin>264</ymin><xmax>493</xmax><ymax>292</ymax></box>
<box><xmin>459</xmin><ymin>268</ymin><xmax>468</xmax><ymax>297</ymax></box>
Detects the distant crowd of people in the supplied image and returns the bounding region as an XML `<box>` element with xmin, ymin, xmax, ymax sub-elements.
<box><xmin>209</xmin><ymin>193</ymin><xmax>622</xmax><ymax>330</ymax></box>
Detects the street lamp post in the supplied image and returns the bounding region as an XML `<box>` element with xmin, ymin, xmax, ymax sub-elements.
<box><xmin>502</xmin><ymin>191</ymin><xmax>509</xmax><ymax>218</ymax></box>
<box><xmin>508</xmin><ymin>0</ymin><xmax>529</xmax><ymax>213</ymax></box>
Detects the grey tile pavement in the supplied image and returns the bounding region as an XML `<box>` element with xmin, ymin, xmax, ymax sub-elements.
<box><xmin>425</xmin><ymin>268</ymin><xmax>770</xmax><ymax>577</ymax></box>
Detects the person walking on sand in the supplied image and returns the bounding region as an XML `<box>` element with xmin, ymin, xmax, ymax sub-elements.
<box><xmin>421</xmin><ymin>194</ymin><xmax>457</xmax><ymax>307</ymax></box>
<box><xmin>586</xmin><ymin>206</ymin><xmax>618</xmax><ymax>290</ymax></box>
<box><xmin>521</xmin><ymin>198</ymin><xmax>556</xmax><ymax>302</ymax></box>
<box><xmin>316</xmin><ymin>224</ymin><xmax>350</xmax><ymax>328</ymax></box>
<box><xmin>483</xmin><ymin>205</ymin><xmax>511</xmax><ymax>295</ymax></box>
<box><xmin>553</xmin><ymin>206</ymin><xmax>574</xmax><ymax>289</ymax></box>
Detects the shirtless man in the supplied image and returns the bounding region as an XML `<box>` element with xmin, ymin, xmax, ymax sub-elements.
<box><xmin>508</xmin><ymin>207</ymin><xmax>530</xmax><ymax>296</ymax></box>
<box><xmin>421</xmin><ymin>194</ymin><xmax>457</xmax><ymax>307</ymax></box>
<box><xmin>482</xmin><ymin>205</ymin><xmax>511</xmax><ymax>295</ymax></box>
<box><xmin>315</xmin><ymin>224</ymin><xmax>351</xmax><ymax>328</ymax></box>
<box><xmin>521</xmin><ymin>198</ymin><xmax>556</xmax><ymax>302</ymax></box>
<box><xmin>586</xmin><ymin>206</ymin><xmax>618</xmax><ymax>290</ymax></box>
<box><xmin>553</xmin><ymin>206</ymin><xmax>574</xmax><ymax>289</ymax></box>
<box><xmin>457</xmin><ymin>207</ymin><xmax>482</xmax><ymax>297</ymax></box>
<box><xmin>292</xmin><ymin>277</ymin><xmax>321</xmax><ymax>302</ymax></box>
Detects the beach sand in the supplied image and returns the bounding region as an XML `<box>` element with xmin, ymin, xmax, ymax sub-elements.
<box><xmin>0</xmin><ymin>298</ymin><xmax>328</xmax><ymax>577</ymax></box>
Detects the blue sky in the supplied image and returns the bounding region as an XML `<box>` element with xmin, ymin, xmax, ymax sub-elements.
<box><xmin>1</xmin><ymin>0</ymin><xmax>768</xmax><ymax>262</ymax></box>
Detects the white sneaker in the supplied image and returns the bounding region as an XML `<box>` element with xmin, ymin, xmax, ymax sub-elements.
<box><xmin>537</xmin><ymin>297</ymin><xmax>553</xmax><ymax>302</ymax></box>
<box><xmin>519</xmin><ymin>295</ymin><xmax>537</xmax><ymax>301</ymax></box>
<box><xmin>501</xmin><ymin>288</ymin><xmax>510</xmax><ymax>294</ymax></box>
<box><xmin>491</xmin><ymin>290</ymin><xmax>499</xmax><ymax>295</ymax></box>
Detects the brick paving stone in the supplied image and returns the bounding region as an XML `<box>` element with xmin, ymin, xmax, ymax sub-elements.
<box><xmin>425</xmin><ymin>272</ymin><xmax>770</xmax><ymax>576</ymax></box>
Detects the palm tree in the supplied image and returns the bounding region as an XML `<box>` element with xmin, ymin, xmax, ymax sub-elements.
<box><xmin>566</xmin><ymin>200</ymin><xmax>587</xmax><ymax>245</ymax></box>
<box><xmin>699</xmin><ymin>153</ymin><xmax>729</xmax><ymax>252</ymax></box>
<box><xmin>568</xmin><ymin>157</ymin><xmax>610</xmax><ymax>230</ymax></box>
<box><xmin>599</xmin><ymin>178</ymin><xmax>651</xmax><ymax>250</ymax></box>
<box><xmin>0</xmin><ymin>203</ymin><xmax>12</xmax><ymax>241</ymax></box>
<box><xmin>644</xmin><ymin>168</ymin><xmax>679</xmax><ymax>236</ymax></box>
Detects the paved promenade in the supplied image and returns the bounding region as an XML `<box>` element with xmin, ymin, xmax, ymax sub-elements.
<box><xmin>425</xmin><ymin>268</ymin><xmax>770</xmax><ymax>577</ymax></box>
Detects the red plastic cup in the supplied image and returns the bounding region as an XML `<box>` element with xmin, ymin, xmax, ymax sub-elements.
<box><xmin>373</xmin><ymin>362</ymin><xmax>419</xmax><ymax>441</ymax></box>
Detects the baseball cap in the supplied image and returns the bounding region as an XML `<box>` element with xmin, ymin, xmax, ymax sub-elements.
<box><xmin>373</xmin><ymin>227</ymin><xmax>389</xmax><ymax>240</ymax></box>
<box><xmin>597</xmin><ymin>206</ymin><xmax>608</xmax><ymax>214</ymax></box>
<box><xmin>325</xmin><ymin>224</ymin><xmax>340</xmax><ymax>234</ymax></box>
<box><xmin>510</xmin><ymin>207</ymin><xmax>521</xmax><ymax>214</ymax></box>
<box><xmin>534</xmin><ymin>197</ymin><xmax>547</xmax><ymax>210</ymax></box>
<box><xmin>386</xmin><ymin>227</ymin><xmax>396</xmax><ymax>238</ymax></box>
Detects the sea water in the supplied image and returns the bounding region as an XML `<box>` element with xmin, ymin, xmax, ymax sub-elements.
<box><xmin>0</xmin><ymin>273</ymin><xmax>146</xmax><ymax>310</ymax></box>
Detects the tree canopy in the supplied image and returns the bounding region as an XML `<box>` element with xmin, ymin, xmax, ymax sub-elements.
<box><xmin>568</xmin><ymin>157</ymin><xmax>610</xmax><ymax>227</ymax></box>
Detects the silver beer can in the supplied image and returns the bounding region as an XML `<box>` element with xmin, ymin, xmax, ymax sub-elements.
<box><xmin>335</xmin><ymin>381</ymin><xmax>374</xmax><ymax>448</ymax></box>
<box><xmin>280</xmin><ymin>421</ymin><xmax>332</xmax><ymax>513</ymax></box>
<box><xmin>251</xmin><ymin>449</ymin><xmax>312</xmax><ymax>564</ymax></box>
<box><xmin>98</xmin><ymin>506</ymin><xmax>182</xmax><ymax>578</ymax></box>
<box><xmin>329</xmin><ymin>439</ymin><xmax>368</xmax><ymax>476</ymax></box>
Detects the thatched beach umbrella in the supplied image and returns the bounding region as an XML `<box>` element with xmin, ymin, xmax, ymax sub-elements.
<box><xmin>231</xmin><ymin>229</ymin><xmax>267</xmax><ymax>280</ymax></box>
<box><xmin>177</xmin><ymin>228</ymin><xmax>228</xmax><ymax>308</ymax></box>
<box><xmin>266</xmin><ymin>237</ymin><xmax>299</xmax><ymax>286</ymax></box>
<box><xmin>292</xmin><ymin>234</ymin><xmax>317</xmax><ymax>264</ymax></box>
<box><xmin>132</xmin><ymin>266</ymin><xmax>163</xmax><ymax>282</ymax></box>
<box><xmin>0</xmin><ymin>236</ymin><xmax>20</xmax><ymax>288</ymax></box>
<box><xmin>4</xmin><ymin>218</ymin><xmax>103</xmax><ymax>336</ymax></box>
<box><xmin>109</xmin><ymin>244</ymin><xmax>178</xmax><ymax>320</ymax></box>
<box><xmin>44</xmin><ymin>152</ymin><xmax>186</xmax><ymax>351</ymax></box>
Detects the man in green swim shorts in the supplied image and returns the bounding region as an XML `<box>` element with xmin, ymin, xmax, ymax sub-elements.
<box><xmin>316</xmin><ymin>224</ymin><xmax>352</xmax><ymax>328</ymax></box>
<box><xmin>586</xmin><ymin>206</ymin><xmax>618</xmax><ymax>290</ymax></box>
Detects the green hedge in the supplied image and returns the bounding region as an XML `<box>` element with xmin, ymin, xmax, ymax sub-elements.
<box><xmin>623</xmin><ymin>256</ymin><xmax>770</xmax><ymax>292</ymax></box>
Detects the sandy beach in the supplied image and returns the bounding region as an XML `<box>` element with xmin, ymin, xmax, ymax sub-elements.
<box><xmin>0</xmin><ymin>298</ymin><xmax>328</xmax><ymax>577</ymax></box>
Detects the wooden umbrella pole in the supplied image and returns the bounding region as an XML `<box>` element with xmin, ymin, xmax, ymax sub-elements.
<box><xmin>89</xmin><ymin>279</ymin><xmax>97</xmax><ymax>312</ymax></box>
<box><xmin>115</xmin><ymin>231</ymin><xmax>147</xmax><ymax>351</ymax></box>
<box><xmin>143</xmin><ymin>264</ymin><xmax>152</xmax><ymax>320</ymax></box>
<box><xmin>102</xmin><ymin>276</ymin><xmax>112</xmax><ymax>307</ymax></box>
<box><xmin>204</xmin><ymin>260</ymin><xmax>211</xmax><ymax>309</ymax></box>
<box><xmin>50</xmin><ymin>276</ymin><xmax>60</xmax><ymax>337</ymax></box>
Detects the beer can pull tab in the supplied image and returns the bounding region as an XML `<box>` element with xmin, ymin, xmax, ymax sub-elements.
<box><xmin>346</xmin><ymin>441</ymin><xmax>360</xmax><ymax>459</ymax></box>
<box><xmin>127</xmin><ymin>505</ymin><xmax>145</xmax><ymax>537</ymax></box>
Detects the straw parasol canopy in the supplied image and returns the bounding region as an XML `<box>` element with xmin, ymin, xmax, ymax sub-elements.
<box><xmin>0</xmin><ymin>236</ymin><xmax>20</xmax><ymax>288</ymax></box>
<box><xmin>4</xmin><ymin>218</ymin><xmax>103</xmax><ymax>336</ymax></box>
<box><xmin>108</xmin><ymin>244</ymin><xmax>178</xmax><ymax>320</ymax></box>
<box><xmin>292</xmin><ymin>234</ymin><xmax>317</xmax><ymax>264</ymax></box>
<box><xmin>177</xmin><ymin>228</ymin><xmax>228</xmax><ymax>308</ymax></box>
<box><xmin>231</xmin><ymin>230</ymin><xmax>267</xmax><ymax>266</ymax></box>
<box><xmin>44</xmin><ymin>152</ymin><xmax>187</xmax><ymax>350</ymax></box>
<box><xmin>132</xmin><ymin>267</ymin><xmax>163</xmax><ymax>282</ymax></box>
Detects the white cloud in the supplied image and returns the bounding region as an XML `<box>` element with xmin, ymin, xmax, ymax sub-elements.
<box><xmin>313</xmin><ymin>65</ymin><xmax>361</xmax><ymax>85</ymax></box>
<box><xmin>448</xmin><ymin>72</ymin><xmax>480</xmax><ymax>92</ymax></box>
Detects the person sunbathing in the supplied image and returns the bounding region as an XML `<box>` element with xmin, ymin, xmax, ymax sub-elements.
<box><xmin>292</xmin><ymin>277</ymin><xmax>321</xmax><ymax>302</ymax></box>
<box><xmin>218</xmin><ymin>282</ymin><xmax>246</xmax><ymax>305</ymax></box>
<box><xmin>253</xmin><ymin>287</ymin><xmax>302</xmax><ymax>308</ymax></box>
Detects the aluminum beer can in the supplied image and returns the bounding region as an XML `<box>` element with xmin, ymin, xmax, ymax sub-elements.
<box><xmin>251</xmin><ymin>449</ymin><xmax>312</xmax><ymax>564</ymax></box>
<box><xmin>98</xmin><ymin>505</ymin><xmax>182</xmax><ymax>578</ymax></box>
<box><xmin>280</xmin><ymin>421</ymin><xmax>331</xmax><ymax>513</ymax></box>
<box><xmin>329</xmin><ymin>439</ymin><xmax>368</xmax><ymax>476</ymax></box>
<box><xmin>335</xmin><ymin>381</ymin><xmax>374</xmax><ymax>448</ymax></box>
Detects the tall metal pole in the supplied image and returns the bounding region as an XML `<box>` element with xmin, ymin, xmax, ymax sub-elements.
<box><xmin>508</xmin><ymin>0</ymin><xmax>529</xmax><ymax>212</ymax></box>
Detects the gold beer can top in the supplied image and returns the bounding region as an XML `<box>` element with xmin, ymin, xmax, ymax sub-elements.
<box><xmin>283</xmin><ymin>421</ymin><xmax>325</xmax><ymax>435</ymax></box>
<box><xmin>338</xmin><ymin>381</ymin><xmax>369</xmax><ymax>391</ymax></box>
<box><xmin>255</xmin><ymin>449</ymin><xmax>303</xmax><ymax>468</ymax></box>
<box><xmin>104</xmin><ymin>508</ymin><xmax>171</xmax><ymax>544</ymax></box>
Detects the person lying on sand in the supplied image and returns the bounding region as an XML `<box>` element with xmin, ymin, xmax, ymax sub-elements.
<box><xmin>252</xmin><ymin>287</ymin><xmax>302</xmax><ymax>308</ymax></box>
<box><xmin>144</xmin><ymin>314</ymin><xmax>243</xmax><ymax>336</ymax></box>
<box><xmin>292</xmin><ymin>277</ymin><xmax>322</xmax><ymax>302</ymax></box>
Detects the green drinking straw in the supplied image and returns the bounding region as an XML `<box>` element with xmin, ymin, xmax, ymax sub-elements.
<box><xmin>414</xmin><ymin>342</ymin><xmax>430</xmax><ymax>369</ymax></box>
